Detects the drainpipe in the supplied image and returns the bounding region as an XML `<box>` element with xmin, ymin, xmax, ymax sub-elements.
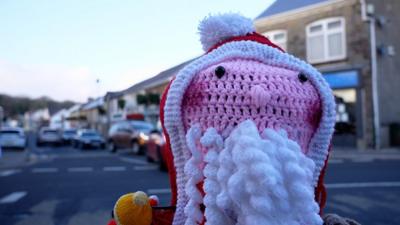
<box><xmin>369</xmin><ymin>17</ymin><xmax>380</xmax><ymax>150</ymax></box>
<box><xmin>360</xmin><ymin>0</ymin><xmax>368</xmax><ymax>21</ymax></box>
<box><xmin>360</xmin><ymin>0</ymin><xmax>380</xmax><ymax>149</ymax></box>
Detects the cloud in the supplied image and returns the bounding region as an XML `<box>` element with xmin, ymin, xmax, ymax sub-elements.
<box><xmin>0</xmin><ymin>59</ymin><xmax>99</xmax><ymax>102</ymax></box>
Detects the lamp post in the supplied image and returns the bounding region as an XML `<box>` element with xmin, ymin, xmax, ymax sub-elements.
<box><xmin>0</xmin><ymin>106</ymin><xmax>3</xmax><ymax>128</ymax></box>
<box><xmin>360</xmin><ymin>0</ymin><xmax>380</xmax><ymax>149</ymax></box>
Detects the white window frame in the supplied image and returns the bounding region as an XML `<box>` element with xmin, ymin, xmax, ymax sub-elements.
<box><xmin>263</xmin><ymin>30</ymin><xmax>287</xmax><ymax>51</ymax></box>
<box><xmin>306</xmin><ymin>17</ymin><xmax>346</xmax><ymax>64</ymax></box>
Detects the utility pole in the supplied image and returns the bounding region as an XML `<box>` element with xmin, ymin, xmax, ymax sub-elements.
<box><xmin>369</xmin><ymin>17</ymin><xmax>380</xmax><ymax>150</ymax></box>
<box><xmin>360</xmin><ymin>0</ymin><xmax>380</xmax><ymax>149</ymax></box>
<box><xmin>0</xmin><ymin>106</ymin><xmax>3</xmax><ymax>128</ymax></box>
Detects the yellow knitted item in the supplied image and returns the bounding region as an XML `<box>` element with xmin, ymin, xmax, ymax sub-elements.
<box><xmin>113</xmin><ymin>191</ymin><xmax>152</xmax><ymax>225</ymax></box>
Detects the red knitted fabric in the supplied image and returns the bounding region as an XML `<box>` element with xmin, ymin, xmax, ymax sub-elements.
<box><xmin>315</xmin><ymin>145</ymin><xmax>332</xmax><ymax>214</ymax></box>
<box><xmin>152</xmin><ymin>207</ymin><xmax>176</xmax><ymax>225</ymax></box>
<box><xmin>207</xmin><ymin>32</ymin><xmax>285</xmax><ymax>53</ymax></box>
<box><xmin>106</xmin><ymin>219</ymin><xmax>117</xmax><ymax>225</ymax></box>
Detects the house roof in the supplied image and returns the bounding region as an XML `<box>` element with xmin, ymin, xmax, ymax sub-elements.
<box><xmin>102</xmin><ymin>57</ymin><xmax>197</xmax><ymax>101</ymax></box>
<box><xmin>81</xmin><ymin>97</ymin><xmax>104</xmax><ymax>111</ymax></box>
<box><xmin>256</xmin><ymin>0</ymin><xmax>330</xmax><ymax>19</ymax></box>
<box><xmin>66</xmin><ymin>104</ymin><xmax>82</xmax><ymax>114</ymax></box>
<box><xmin>122</xmin><ymin>57</ymin><xmax>197</xmax><ymax>95</ymax></box>
<box><xmin>104</xmin><ymin>91</ymin><xmax>124</xmax><ymax>100</ymax></box>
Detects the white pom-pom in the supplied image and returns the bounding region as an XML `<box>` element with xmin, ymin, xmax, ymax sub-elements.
<box><xmin>198</xmin><ymin>13</ymin><xmax>255</xmax><ymax>52</ymax></box>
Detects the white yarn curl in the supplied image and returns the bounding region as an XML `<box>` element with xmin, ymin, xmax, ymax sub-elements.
<box><xmin>184</xmin><ymin>124</ymin><xmax>204</xmax><ymax>225</ymax></box>
<box><xmin>225</xmin><ymin>120</ymin><xmax>322</xmax><ymax>225</ymax></box>
<box><xmin>188</xmin><ymin>120</ymin><xmax>322</xmax><ymax>225</ymax></box>
<box><xmin>200</xmin><ymin>128</ymin><xmax>234</xmax><ymax>225</ymax></box>
<box><xmin>182</xmin><ymin>120</ymin><xmax>323</xmax><ymax>225</ymax></box>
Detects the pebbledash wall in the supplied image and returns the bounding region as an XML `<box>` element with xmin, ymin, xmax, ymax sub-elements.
<box><xmin>254</xmin><ymin>0</ymin><xmax>400</xmax><ymax>149</ymax></box>
<box><xmin>372</xmin><ymin>0</ymin><xmax>400</xmax><ymax>147</ymax></box>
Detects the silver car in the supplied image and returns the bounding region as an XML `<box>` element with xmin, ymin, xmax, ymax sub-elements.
<box><xmin>37</xmin><ymin>127</ymin><xmax>62</xmax><ymax>146</ymax></box>
<box><xmin>73</xmin><ymin>129</ymin><xmax>105</xmax><ymax>149</ymax></box>
<box><xmin>62</xmin><ymin>129</ymin><xmax>77</xmax><ymax>144</ymax></box>
<box><xmin>0</xmin><ymin>127</ymin><xmax>27</xmax><ymax>150</ymax></box>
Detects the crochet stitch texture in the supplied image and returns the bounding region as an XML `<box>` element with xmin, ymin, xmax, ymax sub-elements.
<box><xmin>182</xmin><ymin>59</ymin><xmax>322</xmax><ymax>153</ymax></box>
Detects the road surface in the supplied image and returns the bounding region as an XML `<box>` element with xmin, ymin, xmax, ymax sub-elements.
<box><xmin>1</xmin><ymin>144</ymin><xmax>399</xmax><ymax>225</ymax></box>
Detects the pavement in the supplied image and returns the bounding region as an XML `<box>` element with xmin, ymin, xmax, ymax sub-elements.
<box><xmin>0</xmin><ymin>141</ymin><xmax>399</xmax><ymax>225</ymax></box>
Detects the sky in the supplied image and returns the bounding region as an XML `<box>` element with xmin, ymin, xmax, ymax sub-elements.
<box><xmin>0</xmin><ymin>0</ymin><xmax>274</xmax><ymax>102</ymax></box>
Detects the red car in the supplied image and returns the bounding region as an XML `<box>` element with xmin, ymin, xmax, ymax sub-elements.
<box><xmin>107</xmin><ymin>120</ymin><xmax>154</xmax><ymax>154</ymax></box>
<box><xmin>145</xmin><ymin>130</ymin><xmax>167</xmax><ymax>171</ymax></box>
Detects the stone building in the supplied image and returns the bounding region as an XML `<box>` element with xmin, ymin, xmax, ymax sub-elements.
<box><xmin>81</xmin><ymin>97</ymin><xmax>108</xmax><ymax>134</ymax></box>
<box><xmin>254</xmin><ymin>0</ymin><xmax>400</xmax><ymax>149</ymax></box>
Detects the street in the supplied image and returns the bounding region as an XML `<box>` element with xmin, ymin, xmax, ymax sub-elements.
<box><xmin>1</xmin><ymin>143</ymin><xmax>400</xmax><ymax>225</ymax></box>
<box><xmin>0</xmin><ymin>140</ymin><xmax>171</xmax><ymax>225</ymax></box>
<box><xmin>324</xmin><ymin>156</ymin><xmax>400</xmax><ymax>225</ymax></box>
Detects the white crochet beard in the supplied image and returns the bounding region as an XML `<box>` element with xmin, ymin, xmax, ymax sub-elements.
<box><xmin>183</xmin><ymin>120</ymin><xmax>323</xmax><ymax>225</ymax></box>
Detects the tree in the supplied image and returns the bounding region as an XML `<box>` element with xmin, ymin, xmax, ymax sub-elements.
<box><xmin>148</xmin><ymin>93</ymin><xmax>160</xmax><ymax>105</ymax></box>
<box><xmin>117</xmin><ymin>99</ymin><xmax>126</xmax><ymax>110</ymax></box>
<box><xmin>136</xmin><ymin>93</ymin><xmax>160</xmax><ymax>105</ymax></box>
<box><xmin>136</xmin><ymin>94</ymin><xmax>148</xmax><ymax>105</ymax></box>
<box><xmin>0</xmin><ymin>94</ymin><xmax>75</xmax><ymax>118</ymax></box>
<box><xmin>97</xmin><ymin>106</ymin><xmax>106</xmax><ymax>115</ymax></box>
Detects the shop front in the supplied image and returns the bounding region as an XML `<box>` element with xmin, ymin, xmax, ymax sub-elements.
<box><xmin>323</xmin><ymin>69</ymin><xmax>362</xmax><ymax>147</ymax></box>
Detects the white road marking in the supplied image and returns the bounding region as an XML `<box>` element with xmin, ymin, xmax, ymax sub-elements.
<box><xmin>148</xmin><ymin>188</ymin><xmax>171</xmax><ymax>195</ymax></box>
<box><xmin>351</xmin><ymin>158</ymin><xmax>373</xmax><ymax>163</ymax></box>
<box><xmin>119</xmin><ymin>157</ymin><xmax>149</xmax><ymax>165</ymax></box>
<box><xmin>328</xmin><ymin>159</ymin><xmax>344</xmax><ymax>164</ymax></box>
<box><xmin>134</xmin><ymin>165</ymin><xmax>158</xmax><ymax>171</ymax></box>
<box><xmin>32</xmin><ymin>168</ymin><xmax>58</xmax><ymax>173</ymax></box>
<box><xmin>0</xmin><ymin>169</ymin><xmax>21</xmax><ymax>177</ymax></box>
<box><xmin>68</xmin><ymin>167</ymin><xmax>93</xmax><ymax>172</ymax></box>
<box><xmin>326</xmin><ymin>181</ymin><xmax>400</xmax><ymax>189</ymax></box>
<box><xmin>331</xmin><ymin>153</ymin><xmax>400</xmax><ymax>161</ymax></box>
<box><xmin>0</xmin><ymin>191</ymin><xmax>27</xmax><ymax>204</ymax></box>
<box><xmin>39</xmin><ymin>154</ymin><xmax>49</xmax><ymax>160</ymax></box>
<box><xmin>103</xmin><ymin>166</ymin><xmax>126</xmax><ymax>172</ymax></box>
<box><xmin>53</xmin><ymin>152</ymin><xmax>110</xmax><ymax>159</ymax></box>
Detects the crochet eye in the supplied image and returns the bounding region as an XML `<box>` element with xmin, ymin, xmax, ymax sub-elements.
<box><xmin>215</xmin><ymin>66</ymin><xmax>226</xmax><ymax>79</ymax></box>
<box><xmin>298</xmin><ymin>73</ymin><xmax>308</xmax><ymax>83</ymax></box>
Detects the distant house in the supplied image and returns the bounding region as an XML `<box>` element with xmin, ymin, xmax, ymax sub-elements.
<box><xmin>24</xmin><ymin>108</ymin><xmax>50</xmax><ymax>130</ymax></box>
<box><xmin>49</xmin><ymin>109</ymin><xmax>68</xmax><ymax>129</ymax></box>
<box><xmin>50</xmin><ymin>104</ymin><xmax>92</xmax><ymax>130</ymax></box>
<box><xmin>65</xmin><ymin>104</ymin><xmax>87</xmax><ymax>129</ymax></box>
<box><xmin>104</xmin><ymin>91</ymin><xmax>125</xmax><ymax>127</ymax></box>
<box><xmin>255</xmin><ymin>0</ymin><xmax>400</xmax><ymax>148</ymax></box>
<box><xmin>104</xmin><ymin>59</ymin><xmax>195</xmax><ymax>129</ymax></box>
<box><xmin>81</xmin><ymin>97</ymin><xmax>107</xmax><ymax>135</ymax></box>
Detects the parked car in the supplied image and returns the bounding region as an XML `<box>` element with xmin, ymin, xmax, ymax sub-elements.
<box><xmin>107</xmin><ymin>120</ymin><xmax>154</xmax><ymax>154</ymax></box>
<box><xmin>73</xmin><ymin>129</ymin><xmax>105</xmax><ymax>149</ymax></box>
<box><xmin>36</xmin><ymin>127</ymin><xmax>62</xmax><ymax>146</ymax></box>
<box><xmin>62</xmin><ymin>128</ymin><xmax>77</xmax><ymax>144</ymax></box>
<box><xmin>0</xmin><ymin>127</ymin><xmax>27</xmax><ymax>150</ymax></box>
<box><xmin>145</xmin><ymin>129</ymin><xmax>167</xmax><ymax>171</ymax></box>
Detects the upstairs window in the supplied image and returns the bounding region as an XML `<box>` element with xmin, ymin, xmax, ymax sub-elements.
<box><xmin>306</xmin><ymin>17</ymin><xmax>346</xmax><ymax>63</ymax></box>
<box><xmin>264</xmin><ymin>30</ymin><xmax>287</xmax><ymax>51</ymax></box>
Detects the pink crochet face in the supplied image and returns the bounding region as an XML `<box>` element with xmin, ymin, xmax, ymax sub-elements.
<box><xmin>182</xmin><ymin>58</ymin><xmax>322</xmax><ymax>153</ymax></box>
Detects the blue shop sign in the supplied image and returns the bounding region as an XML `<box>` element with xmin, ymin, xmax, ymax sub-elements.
<box><xmin>323</xmin><ymin>70</ymin><xmax>359</xmax><ymax>89</ymax></box>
